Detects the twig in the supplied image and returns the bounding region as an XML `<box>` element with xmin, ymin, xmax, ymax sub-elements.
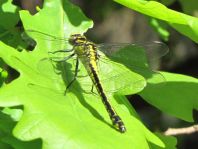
<box><xmin>164</xmin><ymin>125</ymin><xmax>198</xmax><ymax>136</ymax></box>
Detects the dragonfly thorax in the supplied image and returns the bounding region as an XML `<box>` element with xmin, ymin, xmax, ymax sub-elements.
<box><xmin>69</xmin><ymin>34</ymin><xmax>87</xmax><ymax>45</ymax></box>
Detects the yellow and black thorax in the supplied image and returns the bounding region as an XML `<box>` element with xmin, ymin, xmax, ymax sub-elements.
<box><xmin>69</xmin><ymin>34</ymin><xmax>99</xmax><ymax>73</ymax></box>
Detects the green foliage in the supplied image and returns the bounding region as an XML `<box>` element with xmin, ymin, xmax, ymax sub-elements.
<box><xmin>114</xmin><ymin>0</ymin><xmax>198</xmax><ymax>43</ymax></box>
<box><xmin>151</xmin><ymin>133</ymin><xmax>177</xmax><ymax>149</ymax></box>
<box><xmin>140</xmin><ymin>72</ymin><xmax>198</xmax><ymax>121</ymax></box>
<box><xmin>0</xmin><ymin>60</ymin><xmax>8</xmax><ymax>87</ymax></box>
<box><xmin>0</xmin><ymin>0</ymin><xmax>25</xmax><ymax>49</ymax></box>
<box><xmin>0</xmin><ymin>0</ymin><xmax>19</xmax><ymax>29</ymax></box>
<box><xmin>0</xmin><ymin>108</ymin><xmax>41</xmax><ymax>148</ymax></box>
<box><xmin>148</xmin><ymin>18</ymin><xmax>170</xmax><ymax>41</ymax></box>
<box><xmin>0</xmin><ymin>0</ymin><xmax>197</xmax><ymax>148</ymax></box>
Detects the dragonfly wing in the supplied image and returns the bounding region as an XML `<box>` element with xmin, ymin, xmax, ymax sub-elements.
<box><xmin>97</xmin><ymin>41</ymin><xmax>168</xmax><ymax>79</ymax></box>
<box><xmin>97</xmin><ymin>56</ymin><xmax>165</xmax><ymax>94</ymax></box>
<box><xmin>22</xmin><ymin>30</ymin><xmax>71</xmax><ymax>52</ymax></box>
<box><xmin>97</xmin><ymin>41</ymin><xmax>169</xmax><ymax>66</ymax></box>
<box><xmin>76</xmin><ymin>55</ymin><xmax>146</xmax><ymax>95</ymax></box>
<box><xmin>98</xmin><ymin>59</ymin><xmax>146</xmax><ymax>95</ymax></box>
<box><xmin>33</xmin><ymin>40</ymin><xmax>168</xmax><ymax>96</ymax></box>
<box><xmin>37</xmin><ymin>55</ymin><xmax>90</xmax><ymax>93</ymax></box>
<box><xmin>69</xmin><ymin>42</ymin><xmax>167</xmax><ymax>95</ymax></box>
<box><xmin>86</xmin><ymin>43</ymin><xmax>167</xmax><ymax>94</ymax></box>
<box><xmin>37</xmin><ymin>57</ymin><xmax>63</xmax><ymax>83</ymax></box>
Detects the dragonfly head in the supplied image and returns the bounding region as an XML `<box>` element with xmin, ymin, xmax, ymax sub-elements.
<box><xmin>69</xmin><ymin>34</ymin><xmax>87</xmax><ymax>45</ymax></box>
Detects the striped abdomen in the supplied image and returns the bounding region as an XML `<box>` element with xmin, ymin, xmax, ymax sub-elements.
<box><xmin>88</xmin><ymin>63</ymin><xmax>126</xmax><ymax>133</ymax></box>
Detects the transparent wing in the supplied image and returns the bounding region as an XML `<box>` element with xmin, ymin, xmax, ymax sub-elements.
<box><xmin>36</xmin><ymin>58</ymin><xmax>146</xmax><ymax>96</ymax></box>
<box><xmin>97</xmin><ymin>42</ymin><xmax>168</xmax><ymax>93</ymax></box>
<box><xmin>78</xmin><ymin>43</ymin><xmax>167</xmax><ymax>95</ymax></box>
<box><xmin>23</xmin><ymin>30</ymin><xmax>69</xmax><ymax>42</ymax></box>
<box><xmin>27</xmin><ymin>30</ymin><xmax>168</xmax><ymax>95</ymax></box>
<box><xmin>22</xmin><ymin>30</ymin><xmax>71</xmax><ymax>52</ymax></box>
<box><xmin>97</xmin><ymin>41</ymin><xmax>168</xmax><ymax>63</ymax></box>
<box><xmin>77</xmin><ymin>57</ymin><xmax>147</xmax><ymax>95</ymax></box>
<box><xmin>36</xmin><ymin>41</ymin><xmax>168</xmax><ymax>95</ymax></box>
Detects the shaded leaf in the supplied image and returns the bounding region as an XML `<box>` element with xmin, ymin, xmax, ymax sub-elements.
<box><xmin>114</xmin><ymin>0</ymin><xmax>198</xmax><ymax>43</ymax></box>
<box><xmin>140</xmin><ymin>72</ymin><xmax>198</xmax><ymax>121</ymax></box>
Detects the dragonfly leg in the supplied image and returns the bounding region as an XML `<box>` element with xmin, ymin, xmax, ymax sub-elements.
<box><xmin>49</xmin><ymin>49</ymin><xmax>73</xmax><ymax>54</ymax></box>
<box><xmin>64</xmin><ymin>58</ymin><xmax>79</xmax><ymax>95</ymax></box>
<box><xmin>91</xmin><ymin>84</ymin><xmax>94</xmax><ymax>93</ymax></box>
<box><xmin>51</xmin><ymin>53</ymin><xmax>75</xmax><ymax>62</ymax></box>
<box><xmin>90</xmin><ymin>84</ymin><xmax>98</xmax><ymax>96</ymax></box>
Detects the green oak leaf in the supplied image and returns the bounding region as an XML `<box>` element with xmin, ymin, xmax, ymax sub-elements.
<box><xmin>0</xmin><ymin>108</ymin><xmax>42</xmax><ymax>149</ymax></box>
<box><xmin>140</xmin><ymin>72</ymin><xmax>198</xmax><ymax>122</ymax></box>
<box><xmin>0</xmin><ymin>0</ymin><xmax>25</xmax><ymax>49</ymax></box>
<box><xmin>0</xmin><ymin>0</ymin><xmax>19</xmax><ymax>29</ymax></box>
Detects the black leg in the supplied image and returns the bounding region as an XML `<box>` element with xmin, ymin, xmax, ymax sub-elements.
<box><xmin>90</xmin><ymin>84</ymin><xmax>98</xmax><ymax>96</ymax></box>
<box><xmin>49</xmin><ymin>49</ymin><xmax>74</xmax><ymax>54</ymax></box>
<box><xmin>51</xmin><ymin>53</ymin><xmax>75</xmax><ymax>62</ymax></box>
<box><xmin>64</xmin><ymin>58</ymin><xmax>79</xmax><ymax>95</ymax></box>
<box><xmin>91</xmin><ymin>84</ymin><xmax>94</xmax><ymax>93</ymax></box>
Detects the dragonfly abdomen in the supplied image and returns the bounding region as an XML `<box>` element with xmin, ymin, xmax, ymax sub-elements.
<box><xmin>88</xmin><ymin>63</ymin><xmax>126</xmax><ymax>133</ymax></box>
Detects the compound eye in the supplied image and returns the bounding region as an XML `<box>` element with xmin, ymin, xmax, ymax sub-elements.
<box><xmin>75</xmin><ymin>35</ymin><xmax>86</xmax><ymax>42</ymax></box>
<box><xmin>69</xmin><ymin>34</ymin><xmax>86</xmax><ymax>45</ymax></box>
<box><xmin>78</xmin><ymin>36</ymin><xmax>86</xmax><ymax>40</ymax></box>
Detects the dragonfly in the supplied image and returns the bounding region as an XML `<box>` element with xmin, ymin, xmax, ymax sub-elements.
<box><xmin>24</xmin><ymin>30</ymin><xmax>169</xmax><ymax>133</ymax></box>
